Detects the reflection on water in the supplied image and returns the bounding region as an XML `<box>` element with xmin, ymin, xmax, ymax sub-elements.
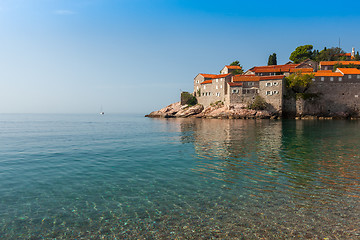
<box><xmin>1</xmin><ymin>116</ymin><xmax>360</xmax><ymax>239</ymax></box>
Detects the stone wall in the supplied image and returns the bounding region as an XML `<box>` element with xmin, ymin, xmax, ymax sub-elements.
<box><xmin>283</xmin><ymin>82</ymin><xmax>360</xmax><ymax>117</ymax></box>
<box><xmin>259</xmin><ymin>79</ymin><xmax>284</xmax><ymax>113</ymax></box>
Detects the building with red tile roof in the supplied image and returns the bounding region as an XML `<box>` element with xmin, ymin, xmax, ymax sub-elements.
<box><xmin>319</xmin><ymin>61</ymin><xmax>360</xmax><ymax>70</ymax></box>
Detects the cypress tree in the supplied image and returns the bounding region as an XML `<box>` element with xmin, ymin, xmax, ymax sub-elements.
<box><xmin>268</xmin><ymin>53</ymin><xmax>277</xmax><ymax>65</ymax></box>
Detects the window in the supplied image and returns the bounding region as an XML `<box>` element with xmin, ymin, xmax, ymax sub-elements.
<box><xmin>273</xmin><ymin>82</ymin><xmax>278</xmax><ymax>86</ymax></box>
<box><xmin>321</xmin><ymin>77</ymin><xmax>325</xmax><ymax>81</ymax></box>
<box><xmin>339</xmin><ymin>77</ymin><xmax>342</xmax><ymax>81</ymax></box>
<box><xmin>220</xmin><ymin>85</ymin><xmax>222</xmax><ymax>88</ymax></box>
<box><xmin>349</xmin><ymin>75</ymin><xmax>352</xmax><ymax>79</ymax></box>
<box><xmin>266</xmin><ymin>91</ymin><xmax>272</xmax><ymax>95</ymax></box>
<box><xmin>266</xmin><ymin>82</ymin><xmax>272</xmax><ymax>87</ymax></box>
<box><xmin>216</xmin><ymin>85</ymin><xmax>218</xmax><ymax>89</ymax></box>
<box><xmin>312</xmin><ymin>78</ymin><xmax>315</xmax><ymax>82</ymax></box>
<box><xmin>196</xmin><ymin>80</ymin><xmax>199</xmax><ymax>83</ymax></box>
<box><xmin>355</xmin><ymin>95</ymin><xmax>359</xmax><ymax>98</ymax></box>
<box><xmin>204</xmin><ymin>85</ymin><xmax>206</xmax><ymax>89</ymax></box>
<box><xmin>216</xmin><ymin>93</ymin><xmax>221</xmax><ymax>97</ymax></box>
<box><xmin>357</xmin><ymin>75</ymin><xmax>360</xmax><ymax>79</ymax></box>
<box><xmin>330</xmin><ymin>77</ymin><xmax>334</xmax><ymax>81</ymax></box>
<box><xmin>196</xmin><ymin>86</ymin><xmax>199</xmax><ymax>90</ymax></box>
<box><xmin>202</xmin><ymin>93</ymin><xmax>205</xmax><ymax>96</ymax></box>
<box><xmin>216</xmin><ymin>79</ymin><xmax>218</xmax><ymax>83</ymax></box>
<box><xmin>232</xmin><ymin>89</ymin><xmax>238</xmax><ymax>94</ymax></box>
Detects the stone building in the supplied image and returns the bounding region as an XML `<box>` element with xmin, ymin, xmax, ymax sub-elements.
<box><xmin>244</xmin><ymin>60</ymin><xmax>317</xmax><ymax>76</ymax></box>
<box><xmin>319</xmin><ymin>61</ymin><xmax>360</xmax><ymax>70</ymax></box>
<box><xmin>220</xmin><ymin>65</ymin><xmax>242</xmax><ymax>74</ymax></box>
<box><xmin>193</xmin><ymin>61</ymin><xmax>360</xmax><ymax>117</ymax></box>
<box><xmin>194</xmin><ymin>73</ymin><xmax>231</xmax><ymax>107</ymax></box>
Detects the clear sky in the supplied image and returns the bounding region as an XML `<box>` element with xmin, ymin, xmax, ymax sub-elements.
<box><xmin>1</xmin><ymin>0</ymin><xmax>360</xmax><ymax>114</ymax></box>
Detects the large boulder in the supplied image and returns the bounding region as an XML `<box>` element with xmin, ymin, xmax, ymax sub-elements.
<box><xmin>175</xmin><ymin>104</ymin><xmax>204</xmax><ymax>118</ymax></box>
<box><xmin>145</xmin><ymin>102</ymin><xmax>182</xmax><ymax>118</ymax></box>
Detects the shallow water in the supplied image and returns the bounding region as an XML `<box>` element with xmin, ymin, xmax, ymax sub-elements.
<box><xmin>0</xmin><ymin>114</ymin><xmax>359</xmax><ymax>239</ymax></box>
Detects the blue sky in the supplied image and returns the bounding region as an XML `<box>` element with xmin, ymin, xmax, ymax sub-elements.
<box><xmin>1</xmin><ymin>0</ymin><xmax>360</xmax><ymax>114</ymax></box>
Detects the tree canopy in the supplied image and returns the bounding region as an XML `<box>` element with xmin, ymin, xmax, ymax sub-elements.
<box><xmin>289</xmin><ymin>45</ymin><xmax>314</xmax><ymax>63</ymax></box>
<box><xmin>229</xmin><ymin>60</ymin><xmax>244</xmax><ymax>75</ymax></box>
<box><xmin>267</xmin><ymin>53</ymin><xmax>277</xmax><ymax>65</ymax></box>
<box><xmin>285</xmin><ymin>72</ymin><xmax>314</xmax><ymax>93</ymax></box>
<box><xmin>230</xmin><ymin>60</ymin><xmax>240</xmax><ymax>66</ymax></box>
<box><xmin>315</xmin><ymin>47</ymin><xmax>346</xmax><ymax>61</ymax></box>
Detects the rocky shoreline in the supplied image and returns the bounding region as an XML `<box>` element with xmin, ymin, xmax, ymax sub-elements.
<box><xmin>145</xmin><ymin>102</ymin><xmax>279</xmax><ymax>119</ymax></box>
<box><xmin>145</xmin><ymin>102</ymin><xmax>360</xmax><ymax>120</ymax></box>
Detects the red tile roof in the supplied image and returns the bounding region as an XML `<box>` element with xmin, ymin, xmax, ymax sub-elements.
<box><xmin>199</xmin><ymin>73</ymin><xmax>230</xmax><ymax>79</ymax></box>
<box><xmin>233</xmin><ymin>75</ymin><xmax>261</xmax><ymax>82</ymax></box>
<box><xmin>200</xmin><ymin>80</ymin><xmax>213</xmax><ymax>84</ymax></box>
<box><xmin>336</xmin><ymin>68</ymin><xmax>360</xmax><ymax>75</ymax></box>
<box><xmin>250</xmin><ymin>64</ymin><xmax>299</xmax><ymax>73</ymax></box>
<box><xmin>314</xmin><ymin>71</ymin><xmax>343</xmax><ymax>77</ymax></box>
<box><xmin>320</xmin><ymin>61</ymin><xmax>360</xmax><ymax>66</ymax></box>
<box><xmin>228</xmin><ymin>82</ymin><xmax>243</xmax><ymax>87</ymax></box>
<box><xmin>290</xmin><ymin>68</ymin><xmax>313</xmax><ymax>73</ymax></box>
<box><xmin>317</xmin><ymin>70</ymin><xmax>333</xmax><ymax>73</ymax></box>
<box><xmin>259</xmin><ymin>75</ymin><xmax>285</xmax><ymax>80</ymax></box>
<box><xmin>225</xmin><ymin>65</ymin><xmax>242</xmax><ymax>69</ymax></box>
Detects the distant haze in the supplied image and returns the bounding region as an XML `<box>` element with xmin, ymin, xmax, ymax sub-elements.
<box><xmin>1</xmin><ymin>0</ymin><xmax>360</xmax><ymax>114</ymax></box>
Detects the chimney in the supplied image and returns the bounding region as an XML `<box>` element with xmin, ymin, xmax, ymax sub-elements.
<box><xmin>352</xmin><ymin>47</ymin><xmax>355</xmax><ymax>58</ymax></box>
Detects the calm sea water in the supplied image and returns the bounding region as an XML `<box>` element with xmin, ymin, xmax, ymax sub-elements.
<box><xmin>0</xmin><ymin>114</ymin><xmax>359</xmax><ymax>239</ymax></box>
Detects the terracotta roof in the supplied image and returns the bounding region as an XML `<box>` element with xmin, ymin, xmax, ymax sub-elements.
<box><xmin>339</xmin><ymin>53</ymin><xmax>352</xmax><ymax>56</ymax></box>
<box><xmin>290</xmin><ymin>68</ymin><xmax>313</xmax><ymax>73</ymax></box>
<box><xmin>320</xmin><ymin>61</ymin><xmax>360</xmax><ymax>66</ymax></box>
<box><xmin>199</xmin><ymin>73</ymin><xmax>230</xmax><ymax>79</ymax></box>
<box><xmin>200</xmin><ymin>80</ymin><xmax>213</xmax><ymax>84</ymax></box>
<box><xmin>228</xmin><ymin>82</ymin><xmax>243</xmax><ymax>87</ymax></box>
<box><xmin>259</xmin><ymin>75</ymin><xmax>285</xmax><ymax>80</ymax></box>
<box><xmin>336</xmin><ymin>68</ymin><xmax>360</xmax><ymax>75</ymax></box>
<box><xmin>314</xmin><ymin>72</ymin><xmax>343</xmax><ymax>77</ymax></box>
<box><xmin>233</xmin><ymin>75</ymin><xmax>261</xmax><ymax>82</ymax></box>
<box><xmin>250</xmin><ymin>64</ymin><xmax>299</xmax><ymax>73</ymax></box>
<box><xmin>317</xmin><ymin>70</ymin><xmax>333</xmax><ymax>73</ymax></box>
<box><xmin>225</xmin><ymin>65</ymin><xmax>242</xmax><ymax>69</ymax></box>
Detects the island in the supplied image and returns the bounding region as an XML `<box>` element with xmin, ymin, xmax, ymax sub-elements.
<box><xmin>147</xmin><ymin>45</ymin><xmax>360</xmax><ymax>119</ymax></box>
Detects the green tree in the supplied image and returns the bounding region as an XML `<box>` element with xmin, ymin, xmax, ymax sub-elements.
<box><xmin>267</xmin><ymin>53</ymin><xmax>277</xmax><ymax>65</ymax></box>
<box><xmin>316</xmin><ymin>47</ymin><xmax>345</xmax><ymax>61</ymax></box>
<box><xmin>181</xmin><ymin>92</ymin><xmax>197</xmax><ymax>106</ymax></box>
<box><xmin>355</xmin><ymin>51</ymin><xmax>360</xmax><ymax>61</ymax></box>
<box><xmin>286</xmin><ymin>72</ymin><xmax>314</xmax><ymax>93</ymax></box>
<box><xmin>230</xmin><ymin>60</ymin><xmax>240</xmax><ymax>66</ymax></box>
<box><xmin>289</xmin><ymin>45</ymin><xmax>314</xmax><ymax>63</ymax></box>
<box><xmin>250</xmin><ymin>96</ymin><xmax>267</xmax><ymax>110</ymax></box>
<box><xmin>229</xmin><ymin>60</ymin><xmax>243</xmax><ymax>75</ymax></box>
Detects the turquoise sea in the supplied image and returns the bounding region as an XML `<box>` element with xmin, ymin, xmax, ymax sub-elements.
<box><xmin>0</xmin><ymin>114</ymin><xmax>359</xmax><ymax>239</ymax></box>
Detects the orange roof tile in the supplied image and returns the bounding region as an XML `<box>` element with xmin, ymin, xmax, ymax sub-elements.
<box><xmin>250</xmin><ymin>64</ymin><xmax>299</xmax><ymax>73</ymax></box>
<box><xmin>339</xmin><ymin>53</ymin><xmax>352</xmax><ymax>56</ymax></box>
<box><xmin>233</xmin><ymin>75</ymin><xmax>261</xmax><ymax>82</ymax></box>
<box><xmin>317</xmin><ymin>70</ymin><xmax>333</xmax><ymax>73</ymax></box>
<box><xmin>200</xmin><ymin>80</ymin><xmax>213</xmax><ymax>84</ymax></box>
<box><xmin>225</xmin><ymin>65</ymin><xmax>242</xmax><ymax>69</ymax></box>
<box><xmin>290</xmin><ymin>68</ymin><xmax>313</xmax><ymax>73</ymax></box>
<box><xmin>259</xmin><ymin>75</ymin><xmax>285</xmax><ymax>80</ymax></box>
<box><xmin>314</xmin><ymin>72</ymin><xmax>343</xmax><ymax>77</ymax></box>
<box><xmin>337</xmin><ymin>68</ymin><xmax>360</xmax><ymax>75</ymax></box>
<box><xmin>199</xmin><ymin>73</ymin><xmax>230</xmax><ymax>79</ymax></box>
<box><xmin>320</xmin><ymin>61</ymin><xmax>360</xmax><ymax>66</ymax></box>
<box><xmin>228</xmin><ymin>82</ymin><xmax>243</xmax><ymax>87</ymax></box>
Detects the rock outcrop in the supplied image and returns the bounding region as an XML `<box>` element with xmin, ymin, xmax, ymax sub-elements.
<box><xmin>146</xmin><ymin>102</ymin><xmax>278</xmax><ymax>119</ymax></box>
